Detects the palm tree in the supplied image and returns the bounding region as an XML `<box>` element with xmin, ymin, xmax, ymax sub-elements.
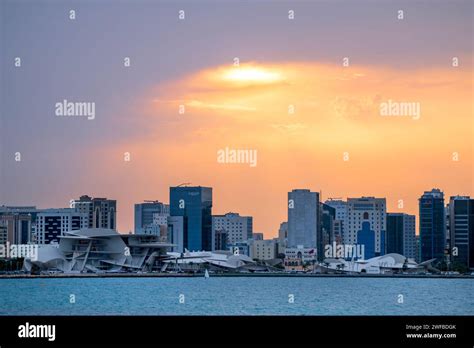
<box><xmin>402</xmin><ymin>258</ymin><xmax>408</xmax><ymax>272</ymax></box>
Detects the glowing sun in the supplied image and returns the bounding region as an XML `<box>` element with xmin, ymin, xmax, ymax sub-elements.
<box><xmin>221</xmin><ymin>65</ymin><xmax>283</xmax><ymax>85</ymax></box>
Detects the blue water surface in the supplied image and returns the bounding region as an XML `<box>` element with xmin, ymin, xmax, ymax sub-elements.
<box><xmin>0</xmin><ymin>277</ymin><xmax>472</xmax><ymax>315</ymax></box>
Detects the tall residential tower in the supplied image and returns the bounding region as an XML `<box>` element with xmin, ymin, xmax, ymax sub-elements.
<box><xmin>73</xmin><ymin>195</ymin><xmax>117</xmax><ymax>230</ymax></box>
<box><xmin>347</xmin><ymin>197</ymin><xmax>386</xmax><ymax>259</ymax></box>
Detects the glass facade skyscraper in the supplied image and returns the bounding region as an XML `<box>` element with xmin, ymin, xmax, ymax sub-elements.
<box><xmin>448</xmin><ymin>196</ymin><xmax>474</xmax><ymax>270</ymax></box>
<box><xmin>320</xmin><ymin>203</ymin><xmax>335</xmax><ymax>261</ymax></box>
<box><xmin>419</xmin><ymin>189</ymin><xmax>446</xmax><ymax>263</ymax></box>
<box><xmin>387</xmin><ymin>213</ymin><xmax>404</xmax><ymax>255</ymax></box>
<box><xmin>170</xmin><ymin>186</ymin><xmax>212</xmax><ymax>252</ymax></box>
<box><xmin>386</xmin><ymin>213</ymin><xmax>416</xmax><ymax>258</ymax></box>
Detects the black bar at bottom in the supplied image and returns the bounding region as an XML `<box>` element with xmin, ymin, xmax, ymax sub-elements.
<box><xmin>0</xmin><ymin>316</ymin><xmax>472</xmax><ymax>346</ymax></box>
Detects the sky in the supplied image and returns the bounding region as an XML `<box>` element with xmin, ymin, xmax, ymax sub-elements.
<box><xmin>1</xmin><ymin>0</ymin><xmax>473</xmax><ymax>236</ymax></box>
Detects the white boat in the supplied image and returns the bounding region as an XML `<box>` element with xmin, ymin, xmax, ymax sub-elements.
<box><xmin>204</xmin><ymin>269</ymin><xmax>210</xmax><ymax>278</ymax></box>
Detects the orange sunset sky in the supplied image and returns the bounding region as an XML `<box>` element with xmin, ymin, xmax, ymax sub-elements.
<box><xmin>97</xmin><ymin>61</ymin><xmax>473</xmax><ymax>236</ymax></box>
<box><xmin>2</xmin><ymin>1</ymin><xmax>472</xmax><ymax>238</ymax></box>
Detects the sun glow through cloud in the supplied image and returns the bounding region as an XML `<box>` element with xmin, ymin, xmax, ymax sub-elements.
<box><xmin>136</xmin><ymin>61</ymin><xmax>473</xmax><ymax>237</ymax></box>
<box><xmin>221</xmin><ymin>66</ymin><xmax>283</xmax><ymax>85</ymax></box>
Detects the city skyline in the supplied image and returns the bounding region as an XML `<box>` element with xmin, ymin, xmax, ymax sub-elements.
<box><xmin>3</xmin><ymin>185</ymin><xmax>472</xmax><ymax>270</ymax></box>
<box><xmin>1</xmin><ymin>185</ymin><xmax>472</xmax><ymax>238</ymax></box>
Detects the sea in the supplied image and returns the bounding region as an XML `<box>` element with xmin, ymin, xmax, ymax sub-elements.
<box><xmin>0</xmin><ymin>277</ymin><xmax>472</xmax><ymax>315</ymax></box>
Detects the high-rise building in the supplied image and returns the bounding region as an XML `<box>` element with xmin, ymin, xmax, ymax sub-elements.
<box><xmin>419</xmin><ymin>189</ymin><xmax>446</xmax><ymax>263</ymax></box>
<box><xmin>448</xmin><ymin>196</ymin><xmax>474</xmax><ymax>270</ymax></box>
<box><xmin>320</xmin><ymin>203</ymin><xmax>336</xmax><ymax>261</ymax></box>
<box><xmin>0</xmin><ymin>206</ymin><xmax>39</xmax><ymax>244</ymax></box>
<box><xmin>387</xmin><ymin>213</ymin><xmax>404</xmax><ymax>256</ymax></box>
<box><xmin>212</xmin><ymin>212</ymin><xmax>253</xmax><ymax>246</ymax></box>
<box><xmin>73</xmin><ymin>195</ymin><xmax>117</xmax><ymax>230</ymax></box>
<box><xmin>403</xmin><ymin>214</ymin><xmax>416</xmax><ymax>259</ymax></box>
<box><xmin>287</xmin><ymin>189</ymin><xmax>320</xmax><ymax>250</ymax></box>
<box><xmin>170</xmin><ymin>186</ymin><xmax>212</xmax><ymax>251</ymax></box>
<box><xmin>347</xmin><ymin>197</ymin><xmax>386</xmax><ymax>259</ymax></box>
<box><xmin>35</xmin><ymin>209</ymin><xmax>88</xmax><ymax>244</ymax></box>
<box><xmin>415</xmin><ymin>235</ymin><xmax>421</xmax><ymax>263</ymax></box>
<box><xmin>134</xmin><ymin>201</ymin><xmax>169</xmax><ymax>234</ymax></box>
<box><xmin>324</xmin><ymin>199</ymin><xmax>347</xmax><ymax>241</ymax></box>
<box><xmin>387</xmin><ymin>213</ymin><xmax>416</xmax><ymax>259</ymax></box>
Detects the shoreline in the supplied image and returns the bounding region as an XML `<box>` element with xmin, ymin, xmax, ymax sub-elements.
<box><xmin>1</xmin><ymin>273</ymin><xmax>473</xmax><ymax>279</ymax></box>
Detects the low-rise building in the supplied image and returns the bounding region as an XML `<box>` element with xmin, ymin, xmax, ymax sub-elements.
<box><xmin>227</xmin><ymin>241</ymin><xmax>250</xmax><ymax>257</ymax></box>
<box><xmin>284</xmin><ymin>245</ymin><xmax>316</xmax><ymax>271</ymax></box>
<box><xmin>251</xmin><ymin>239</ymin><xmax>277</xmax><ymax>260</ymax></box>
<box><xmin>278</xmin><ymin>222</ymin><xmax>288</xmax><ymax>254</ymax></box>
